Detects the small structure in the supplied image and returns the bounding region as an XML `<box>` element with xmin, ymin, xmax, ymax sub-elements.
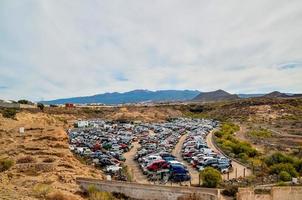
<box><xmin>19</xmin><ymin>127</ymin><xmax>25</xmax><ymax>134</ymax></box>
<box><xmin>75</xmin><ymin>120</ymin><xmax>89</xmax><ymax>128</ymax></box>
<box><xmin>65</xmin><ymin>103</ymin><xmax>74</xmax><ymax>108</ymax></box>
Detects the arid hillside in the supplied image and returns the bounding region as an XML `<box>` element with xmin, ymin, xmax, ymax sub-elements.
<box><xmin>0</xmin><ymin>112</ymin><xmax>103</xmax><ymax>200</ymax></box>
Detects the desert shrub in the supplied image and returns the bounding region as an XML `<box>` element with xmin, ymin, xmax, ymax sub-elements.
<box><xmin>248</xmin><ymin>128</ymin><xmax>272</xmax><ymax>138</ymax></box>
<box><xmin>37</xmin><ymin>103</ymin><xmax>45</xmax><ymax>111</ymax></box>
<box><xmin>121</xmin><ymin>165</ymin><xmax>133</xmax><ymax>181</ymax></box>
<box><xmin>0</xmin><ymin>158</ymin><xmax>14</xmax><ymax>172</ymax></box>
<box><xmin>279</xmin><ymin>171</ymin><xmax>292</xmax><ymax>181</ymax></box>
<box><xmin>43</xmin><ymin>158</ymin><xmax>56</xmax><ymax>163</ymax></box>
<box><xmin>89</xmin><ymin>192</ymin><xmax>114</xmax><ymax>200</ymax></box>
<box><xmin>17</xmin><ymin>156</ymin><xmax>36</xmax><ymax>164</ymax></box>
<box><xmin>276</xmin><ymin>181</ymin><xmax>288</xmax><ymax>186</ymax></box>
<box><xmin>1</xmin><ymin>108</ymin><xmax>18</xmax><ymax>119</ymax></box>
<box><xmin>33</xmin><ymin>183</ymin><xmax>52</xmax><ymax>198</ymax></box>
<box><xmin>269</xmin><ymin>163</ymin><xmax>298</xmax><ymax>177</ymax></box>
<box><xmin>18</xmin><ymin>99</ymin><xmax>31</xmax><ymax>104</ymax></box>
<box><xmin>86</xmin><ymin>185</ymin><xmax>114</xmax><ymax>200</ymax></box>
<box><xmin>214</xmin><ymin>131</ymin><xmax>223</xmax><ymax>138</ymax></box>
<box><xmin>265</xmin><ymin>152</ymin><xmax>295</xmax><ymax>166</ymax></box>
<box><xmin>238</xmin><ymin>153</ymin><xmax>249</xmax><ymax>160</ymax></box>
<box><xmin>293</xmin><ymin>159</ymin><xmax>302</xmax><ymax>173</ymax></box>
<box><xmin>200</xmin><ymin>167</ymin><xmax>222</xmax><ymax>188</ymax></box>
<box><xmin>222</xmin><ymin>185</ymin><xmax>238</xmax><ymax>197</ymax></box>
<box><xmin>46</xmin><ymin>191</ymin><xmax>74</xmax><ymax>200</ymax></box>
<box><xmin>215</xmin><ymin>122</ymin><xmax>258</xmax><ymax>162</ymax></box>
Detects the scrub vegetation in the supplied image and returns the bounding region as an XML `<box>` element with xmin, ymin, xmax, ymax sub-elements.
<box><xmin>200</xmin><ymin>167</ymin><xmax>222</xmax><ymax>188</ymax></box>
<box><xmin>0</xmin><ymin>158</ymin><xmax>14</xmax><ymax>172</ymax></box>
<box><xmin>214</xmin><ymin>123</ymin><xmax>259</xmax><ymax>164</ymax></box>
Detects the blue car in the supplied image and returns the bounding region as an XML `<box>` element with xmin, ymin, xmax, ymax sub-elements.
<box><xmin>170</xmin><ymin>165</ymin><xmax>188</xmax><ymax>174</ymax></box>
<box><xmin>170</xmin><ymin>173</ymin><xmax>191</xmax><ymax>182</ymax></box>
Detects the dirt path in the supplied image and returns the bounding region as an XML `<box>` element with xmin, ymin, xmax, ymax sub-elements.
<box><xmin>172</xmin><ymin>134</ymin><xmax>200</xmax><ymax>185</ymax></box>
<box><xmin>206</xmin><ymin>131</ymin><xmax>252</xmax><ymax>180</ymax></box>
<box><xmin>124</xmin><ymin>142</ymin><xmax>149</xmax><ymax>184</ymax></box>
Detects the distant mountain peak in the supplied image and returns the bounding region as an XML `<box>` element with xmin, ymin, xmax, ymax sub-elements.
<box><xmin>193</xmin><ymin>89</ymin><xmax>239</xmax><ymax>102</ymax></box>
<box><xmin>264</xmin><ymin>91</ymin><xmax>289</xmax><ymax>98</ymax></box>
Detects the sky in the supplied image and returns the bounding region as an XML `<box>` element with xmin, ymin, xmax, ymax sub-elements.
<box><xmin>0</xmin><ymin>0</ymin><xmax>302</xmax><ymax>101</ymax></box>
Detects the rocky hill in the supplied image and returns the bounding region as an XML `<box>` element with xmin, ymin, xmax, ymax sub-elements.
<box><xmin>263</xmin><ymin>91</ymin><xmax>290</xmax><ymax>98</ymax></box>
<box><xmin>192</xmin><ymin>89</ymin><xmax>239</xmax><ymax>102</ymax></box>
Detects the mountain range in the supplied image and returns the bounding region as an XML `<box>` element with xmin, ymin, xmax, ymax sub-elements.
<box><xmin>40</xmin><ymin>90</ymin><xmax>302</xmax><ymax>105</ymax></box>
<box><xmin>41</xmin><ymin>90</ymin><xmax>200</xmax><ymax>105</ymax></box>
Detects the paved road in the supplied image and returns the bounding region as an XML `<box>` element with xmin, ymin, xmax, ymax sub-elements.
<box><xmin>172</xmin><ymin>134</ymin><xmax>200</xmax><ymax>185</ymax></box>
<box><xmin>206</xmin><ymin>131</ymin><xmax>252</xmax><ymax>180</ymax></box>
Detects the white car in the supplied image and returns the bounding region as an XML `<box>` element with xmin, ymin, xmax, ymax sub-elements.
<box><xmin>106</xmin><ymin>165</ymin><xmax>122</xmax><ymax>173</ymax></box>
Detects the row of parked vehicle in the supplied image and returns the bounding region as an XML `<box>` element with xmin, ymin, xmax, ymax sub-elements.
<box><xmin>135</xmin><ymin>118</ymin><xmax>219</xmax><ymax>183</ymax></box>
<box><xmin>68</xmin><ymin>120</ymin><xmax>136</xmax><ymax>176</ymax></box>
<box><xmin>181</xmin><ymin>124</ymin><xmax>232</xmax><ymax>174</ymax></box>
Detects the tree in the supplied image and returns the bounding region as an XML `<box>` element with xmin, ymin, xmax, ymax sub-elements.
<box><xmin>18</xmin><ymin>99</ymin><xmax>30</xmax><ymax>104</ymax></box>
<box><xmin>279</xmin><ymin>171</ymin><xmax>292</xmax><ymax>181</ymax></box>
<box><xmin>37</xmin><ymin>103</ymin><xmax>44</xmax><ymax>111</ymax></box>
<box><xmin>200</xmin><ymin>167</ymin><xmax>222</xmax><ymax>188</ymax></box>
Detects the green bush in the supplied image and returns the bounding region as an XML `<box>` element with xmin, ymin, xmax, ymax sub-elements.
<box><xmin>294</xmin><ymin>159</ymin><xmax>302</xmax><ymax>173</ymax></box>
<box><xmin>18</xmin><ymin>99</ymin><xmax>31</xmax><ymax>104</ymax></box>
<box><xmin>200</xmin><ymin>167</ymin><xmax>222</xmax><ymax>188</ymax></box>
<box><xmin>1</xmin><ymin>108</ymin><xmax>18</xmax><ymax>119</ymax></box>
<box><xmin>215</xmin><ymin>122</ymin><xmax>258</xmax><ymax>162</ymax></box>
<box><xmin>265</xmin><ymin>152</ymin><xmax>294</xmax><ymax>166</ymax></box>
<box><xmin>214</xmin><ymin>131</ymin><xmax>223</xmax><ymax>138</ymax></box>
<box><xmin>269</xmin><ymin>163</ymin><xmax>298</xmax><ymax>177</ymax></box>
<box><xmin>0</xmin><ymin>158</ymin><xmax>14</xmax><ymax>172</ymax></box>
<box><xmin>276</xmin><ymin>181</ymin><xmax>288</xmax><ymax>186</ymax></box>
<box><xmin>279</xmin><ymin>171</ymin><xmax>292</xmax><ymax>181</ymax></box>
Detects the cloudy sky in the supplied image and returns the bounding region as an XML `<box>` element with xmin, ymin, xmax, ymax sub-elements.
<box><xmin>0</xmin><ymin>0</ymin><xmax>302</xmax><ymax>101</ymax></box>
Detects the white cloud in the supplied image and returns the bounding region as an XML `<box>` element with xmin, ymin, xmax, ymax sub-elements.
<box><xmin>0</xmin><ymin>0</ymin><xmax>302</xmax><ymax>101</ymax></box>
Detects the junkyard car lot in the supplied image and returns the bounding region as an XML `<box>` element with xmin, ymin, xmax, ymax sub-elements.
<box><xmin>68</xmin><ymin>118</ymin><xmax>230</xmax><ymax>183</ymax></box>
<box><xmin>69</xmin><ymin>119</ymin><xmax>136</xmax><ymax>179</ymax></box>
<box><xmin>134</xmin><ymin>118</ymin><xmax>220</xmax><ymax>183</ymax></box>
<box><xmin>181</xmin><ymin>123</ymin><xmax>232</xmax><ymax>174</ymax></box>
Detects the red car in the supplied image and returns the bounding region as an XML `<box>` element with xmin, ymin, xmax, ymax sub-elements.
<box><xmin>146</xmin><ymin>160</ymin><xmax>170</xmax><ymax>171</ymax></box>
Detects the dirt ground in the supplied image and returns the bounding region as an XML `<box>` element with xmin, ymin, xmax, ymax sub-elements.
<box><xmin>172</xmin><ymin>134</ymin><xmax>200</xmax><ymax>185</ymax></box>
<box><xmin>123</xmin><ymin>142</ymin><xmax>148</xmax><ymax>184</ymax></box>
<box><xmin>0</xmin><ymin>112</ymin><xmax>103</xmax><ymax>200</ymax></box>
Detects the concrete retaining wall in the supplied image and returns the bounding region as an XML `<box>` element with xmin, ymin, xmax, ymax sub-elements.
<box><xmin>77</xmin><ymin>178</ymin><xmax>220</xmax><ymax>200</ymax></box>
<box><xmin>237</xmin><ymin>186</ymin><xmax>302</xmax><ymax>200</ymax></box>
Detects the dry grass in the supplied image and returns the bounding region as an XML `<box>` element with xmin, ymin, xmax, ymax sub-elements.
<box><xmin>17</xmin><ymin>156</ymin><xmax>36</xmax><ymax>164</ymax></box>
<box><xmin>46</xmin><ymin>191</ymin><xmax>76</xmax><ymax>200</ymax></box>
<box><xmin>32</xmin><ymin>183</ymin><xmax>53</xmax><ymax>198</ymax></box>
